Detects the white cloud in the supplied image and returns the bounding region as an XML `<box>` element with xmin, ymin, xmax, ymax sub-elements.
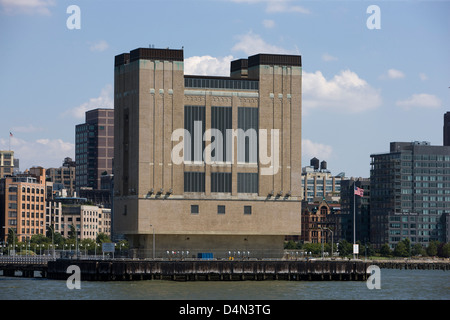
<box><xmin>262</xmin><ymin>19</ymin><xmax>275</xmax><ymax>29</ymax></box>
<box><xmin>303</xmin><ymin>70</ymin><xmax>382</xmax><ymax>114</ymax></box>
<box><xmin>231</xmin><ymin>0</ymin><xmax>310</xmax><ymax>14</ymax></box>
<box><xmin>396</xmin><ymin>93</ymin><xmax>441</xmax><ymax>109</ymax></box>
<box><xmin>184</xmin><ymin>55</ymin><xmax>234</xmax><ymax>76</ymax></box>
<box><xmin>322</xmin><ymin>53</ymin><xmax>338</xmax><ymax>62</ymax></box>
<box><xmin>302</xmin><ymin>139</ymin><xmax>333</xmax><ymax>160</ymax></box>
<box><xmin>63</xmin><ymin>84</ymin><xmax>113</xmax><ymax>119</ymax></box>
<box><xmin>0</xmin><ymin>0</ymin><xmax>55</xmax><ymax>15</ymax></box>
<box><xmin>266</xmin><ymin>0</ymin><xmax>310</xmax><ymax>14</ymax></box>
<box><xmin>0</xmin><ymin>136</ymin><xmax>74</xmax><ymax>171</ymax></box>
<box><xmin>11</xmin><ymin>125</ymin><xmax>45</xmax><ymax>134</ymax></box>
<box><xmin>419</xmin><ymin>73</ymin><xmax>428</xmax><ymax>81</ymax></box>
<box><xmin>232</xmin><ymin>31</ymin><xmax>295</xmax><ymax>56</ymax></box>
<box><xmin>380</xmin><ymin>68</ymin><xmax>405</xmax><ymax>80</ymax></box>
<box><xmin>89</xmin><ymin>40</ymin><xmax>109</xmax><ymax>52</ymax></box>
<box><xmin>185</xmin><ymin>32</ymin><xmax>298</xmax><ymax>77</ymax></box>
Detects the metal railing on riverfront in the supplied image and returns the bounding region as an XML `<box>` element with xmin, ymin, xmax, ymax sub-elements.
<box><xmin>0</xmin><ymin>249</ymin><xmax>312</xmax><ymax>263</ymax></box>
<box><xmin>0</xmin><ymin>256</ymin><xmax>54</xmax><ymax>264</ymax></box>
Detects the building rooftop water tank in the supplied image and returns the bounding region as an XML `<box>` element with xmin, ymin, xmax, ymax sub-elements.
<box><xmin>310</xmin><ymin>157</ymin><xmax>319</xmax><ymax>170</ymax></box>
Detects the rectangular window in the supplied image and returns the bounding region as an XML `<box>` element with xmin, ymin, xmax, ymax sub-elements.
<box><xmin>237</xmin><ymin>107</ymin><xmax>258</xmax><ymax>163</ymax></box>
<box><xmin>211</xmin><ymin>106</ymin><xmax>232</xmax><ymax>162</ymax></box>
<box><xmin>191</xmin><ymin>205</ymin><xmax>199</xmax><ymax>214</ymax></box>
<box><xmin>218</xmin><ymin>205</ymin><xmax>225</xmax><ymax>214</ymax></box>
<box><xmin>184</xmin><ymin>172</ymin><xmax>205</xmax><ymax>192</ymax></box>
<box><xmin>184</xmin><ymin>106</ymin><xmax>205</xmax><ymax>162</ymax></box>
<box><xmin>244</xmin><ymin>206</ymin><xmax>252</xmax><ymax>215</ymax></box>
<box><xmin>237</xmin><ymin>172</ymin><xmax>258</xmax><ymax>193</ymax></box>
<box><xmin>185</xmin><ymin>77</ymin><xmax>259</xmax><ymax>90</ymax></box>
<box><xmin>211</xmin><ymin>172</ymin><xmax>232</xmax><ymax>193</ymax></box>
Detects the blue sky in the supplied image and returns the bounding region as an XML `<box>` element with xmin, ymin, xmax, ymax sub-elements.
<box><xmin>0</xmin><ymin>0</ymin><xmax>449</xmax><ymax>178</ymax></box>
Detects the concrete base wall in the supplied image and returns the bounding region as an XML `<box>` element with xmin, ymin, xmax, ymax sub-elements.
<box><xmin>127</xmin><ymin>234</ymin><xmax>285</xmax><ymax>259</ymax></box>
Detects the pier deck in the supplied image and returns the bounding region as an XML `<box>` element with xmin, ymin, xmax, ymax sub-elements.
<box><xmin>47</xmin><ymin>259</ymin><xmax>371</xmax><ymax>281</ymax></box>
<box><xmin>2</xmin><ymin>258</ymin><xmax>448</xmax><ymax>281</ymax></box>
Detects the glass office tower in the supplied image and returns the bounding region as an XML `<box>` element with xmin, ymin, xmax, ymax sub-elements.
<box><xmin>370</xmin><ymin>141</ymin><xmax>450</xmax><ymax>249</ymax></box>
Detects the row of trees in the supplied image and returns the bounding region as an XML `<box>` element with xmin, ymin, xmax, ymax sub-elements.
<box><xmin>285</xmin><ymin>239</ymin><xmax>450</xmax><ymax>258</ymax></box>
<box><xmin>1</xmin><ymin>227</ymin><xmax>129</xmax><ymax>255</ymax></box>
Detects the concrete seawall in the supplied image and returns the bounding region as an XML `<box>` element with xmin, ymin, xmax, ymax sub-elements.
<box><xmin>47</xmin><ymin>259</ymin><xmax>370</xmax><ymax>281</ymax></box>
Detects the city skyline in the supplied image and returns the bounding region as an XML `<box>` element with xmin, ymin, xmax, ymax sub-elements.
<box><xmin>0</xmin><ymin>0</ymin><xmax>448</xmax><ymax>178</ymax></box>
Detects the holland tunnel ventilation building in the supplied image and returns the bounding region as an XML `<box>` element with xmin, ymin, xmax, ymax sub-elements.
<box><xmin>113</xmin><ymin>47</ymin><xmax>302</xmax><ymax>259</ymax></box>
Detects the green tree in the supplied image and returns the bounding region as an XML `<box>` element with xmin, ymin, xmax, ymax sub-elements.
<box><xmin>393</xmin><ymin>241</ymin><xmax>408</xmax><ymax>257</ymax></box>
<box><xmin>324</xmin><ymin>242</ymin><xmax>337</xmax><ymax>256</ymax></box>
<box><xmin>426</xmin><ymin>241</ymin><xmax>439</xmax><ymax>257</ymax></box>
<box><xmin>411</xmin><ymin>243</ymin><xmax>424</xmax><ymax>257</ymax></box>
<box><xmin>53</xmin><ymin>232</ymin><xmax>65</xmax><ymax>246</ymax></box>
<box><xmin>117</xmin><ymin>239</ymin><xmax>129</xmax><ymax>252</ymax></box>
<box><xmin>380</xmin><ymin>243</ymin><xmax>392</xmax><ymax>257</ymax></box>
<box><xmin>337</xmin><ymin>240</ymin><xmax>352</xmax><ymax>257</ymax></box>
<box><xmin>284</xmin><ymin>240</ymin><xmax>298</xmax><ymax>249</ymax></box>
<box><xmin>361</xmin><ymin>242</ymin><xmax>375</xmax><ymax>257</ymax></box>
<box><xmin>5</xmin><ymin>228</ymin><xmax>18</xmax><ymax>246</ymax></box>
<box><xmin>30</xmin><ymin>234</ymin><xmax>49</xmax><ymax>245</ymax></box>
<box><xmin>63</xmin><ymin>238</ymin><xmax>77</xmax><ymax>252</ymax></box>
<box><xmin>401</xmin><ymin>238</ymin><xmax>411</xmax><ymax>257</ymax></box>
<box><xmin>68</xmin><ymin>224</ymin><xmax>77</xmax><ymax>240</ymax></box>
<box><xmin>302</xmin><ymin>243</ymin><xmax>322</xmax><ymax>256</ymax></box>
<box><xmin>96</xmin><ymin>232</ymin><xmax>111</xmax><ymax>244</ymax></box>
<box><xmin>79</xmin><ymin>238</ymin><xmax>96</xmax><ymax>255</ymax></box>
<box><xmin>441</xmin><ymin>243</ymin><xmax>450</xmax><ymax>258</ymax></box>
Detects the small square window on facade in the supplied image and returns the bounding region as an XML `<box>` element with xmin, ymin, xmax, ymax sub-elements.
<box><xmin>244</xmin><ymin>205</ymin><xmax>252</xmax><ymax>215</ymax></box>
<box><xmin>218</xmin><ymin>205</ymin><xmax>225</xmax><ymax>214</ymax></box>
<box><xmin>191</xmin><ymin>205</ymin><xmax>199</xmax><ymax>214</ymax></box>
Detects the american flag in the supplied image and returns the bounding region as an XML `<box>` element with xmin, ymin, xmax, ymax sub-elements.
<box><xmin>354</xmin><ymin>186</ymin><xmax>364</xmax><ymax>197</ymax></box>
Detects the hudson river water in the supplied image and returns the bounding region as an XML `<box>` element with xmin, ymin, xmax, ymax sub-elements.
<box><xmin>1</xmin><ymin>268</ymin><xmax>449</xmax><ymax>300</ymax></box>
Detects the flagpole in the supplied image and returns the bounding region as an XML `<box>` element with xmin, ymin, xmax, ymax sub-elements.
<box><xmin>353</xmin><ymin>181</ymin><xmax>356</xmax><ymax>260</ymax></box>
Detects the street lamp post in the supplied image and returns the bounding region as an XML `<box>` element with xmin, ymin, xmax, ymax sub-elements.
<box><xmin>150</xmin><ymin>224</ymin><xmax>155</xmax><ymax>259</ymax></box>
<box><xmin>3</xmin><ymin>227</ymin><xmax>17</xmax><ymax>257</ymax></box>
<box><xmin>324</xmin><ymin>227</ymin><xmax>334</xmax><ymax>258</ymax></box>
<box><xmin>72</xmin><ymin>224</ymin><xmax>79</xmax><ymax>259</ymax></box>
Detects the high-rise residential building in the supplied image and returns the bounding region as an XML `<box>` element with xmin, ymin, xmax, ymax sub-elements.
<box><xmin>0</xmin><ymin>168</ymin><xmax>47</xmax><ymax>243</ymax></box>
<box><xmin>113</xmin><ymin>47</ymin><xmax>302</xmax><ymax>258</ymax></box>
<box><xmin>301</xmin><ymin>158</ymin><xmax>344</xmax><ymax>202</ymax></box>
<box><xmin>444</xmin><ymin>111</ymin><xmax>450</xmax><ymax>146</ymax></box>
<box><xmin>0</xmin><ymin>150</ymin><xmax>15</xmax><ymax>179</ymax></box>
<box><xmin>75</xmin><ymin>108</ymin><xmax>114</xmax><ymax>190</ymax></box>
<box><xmin>370</xmin><ymin>141</ymin><xmax>450</xmax><ymax>250</ymax></box>
<box><xmin>46</xmin><ymin>157</ymin><xmax>76</xmax><ymax>196</ymax></box>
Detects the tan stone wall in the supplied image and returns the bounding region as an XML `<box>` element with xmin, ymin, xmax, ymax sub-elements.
<box><xmin>128</xmin><ymin>234</ymin><xmax>285</xmax><ymax>259</ymax></box>
<box><xmin>114</xmin><ymin>197</ymin><xmax>301</xmax><ymax>235</ymax></box>
<box><xmin>114</xmin><ymin>51</ymin><xmax>302</xmax><ymax>250</ymax></box>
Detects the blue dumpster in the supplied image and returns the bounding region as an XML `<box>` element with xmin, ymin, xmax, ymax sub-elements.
<box><xmin>197</xmin><ymin>252</ymin><xmax>213</xmax><ymax>260</ymax></box>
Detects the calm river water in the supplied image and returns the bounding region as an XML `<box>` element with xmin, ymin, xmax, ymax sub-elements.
<box><xmin>0</xmin><ymin>268</ymin><xmax>448</xmax><ymax>300</ymax></box>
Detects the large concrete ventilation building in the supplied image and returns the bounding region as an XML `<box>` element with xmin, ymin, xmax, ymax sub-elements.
<box><xmin>113</xmin><ymin>47</ymin><xmax>302</xmax><ymax>258</ymax></box>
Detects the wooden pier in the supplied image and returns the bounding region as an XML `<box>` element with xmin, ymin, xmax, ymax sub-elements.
<box><xmin>0</xmin><ymin>257</ymin><xmax>49</xmax><ymax>278</ymax></box>
<box><xmin>46</xmin><ymin>259</ymin><xmax>371</xmax><ymax>281</ymax></box>
<box><xmin>2</xmin><ymin>258</ymin><xmax>448</xmax><ymax>281</ymax></box>
<box><xmin>371</xmin><ymin>259</ymin><xmax>450</xmax><ymax>271</ymax></box>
